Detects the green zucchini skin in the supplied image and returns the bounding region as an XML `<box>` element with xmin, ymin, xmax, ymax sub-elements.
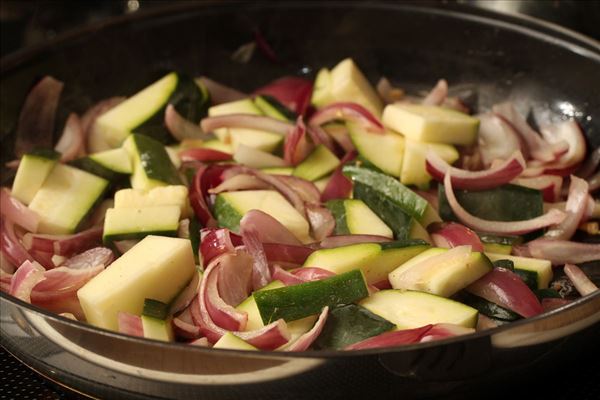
<box><xmin>438</xmin><ymin>184</ymin><xmax>543</xmax><ymax>223</ymax></box>
<box><xmin>254</xmin><ymin>95</ymin><xmax>296</xmax><ymax>121</ymax></box>
<box><xmin>460</xmin><ymin>291</ymin><xmax>521</xmax><ymax>321</ymax></box>
<box><xmin>69</xmin><ymin>157</ymin><xmax>128</xmax><ymax>182</ymax></box>
<box><xmin>326</xmin><ymin>200</ymin><xmax>351</xmax><ymax>235</ymax></box>
<box><xmin>135</xmin><ymin>74</ymin><xmax>209</xmax><ymax>144</ymax></box>
<box><xmin>254</xmin><ymin>269</ymin><xmax>369</xmax><ymax>324</ymax></box>
<box><xmin>142</xmin><ymin>298</ymin><xmax>170</xmax><ymax>320</ymax></box>
<box><xmin>314</xmin><ymin>304</ymin><xmax>395</xmax><ymax>350</ymax></box>
<box><xmin>131</xmin><ymin>134</ymin><xmax>182</xmax><ymax>185</ymax></box>
<box><xmin>28</xmin><ymin>148</ymin><xmax>61</xmax><ymax>160</ymax></box>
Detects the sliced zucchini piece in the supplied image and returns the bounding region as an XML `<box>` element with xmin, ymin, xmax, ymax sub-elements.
<box><xmin>142</xmin><ymin>298</ymin><xmax>170</xmax><ymax>320</ymax></box>
<box><xmin>459</xmin><ymin>292</ymin><xmax>521</xmax><ymax>322</ymax></box>
<box><xmin>311</xmin><ymin>68</ymin><xmax>333</xmax><ymax>107</ymax></box>
<box><xmin>485</xmin><ymin>252</ymin><xmax>553</xmax><ymax>289</ymax></box>
<box><xmin>28</xmin><ymin>164</ymin><xmax>108</xmax><ymax>234</ymax></box>
<box><xmin>389</xmin><ymin>247</ymin><xmax>493</xmax><ymax>297</ymax></box>
<box><xmin>382</xmin><ymin>103</ymin><xmax>479</xmax><ymax>145</ymax></box>
<box><xmin>329</xmin><ymin>58</ymin><xmax>383</xmax><ymax>116</ymax></box>
<box><xmin>303</xmin><ymin>239</ymin><xmax>429</xmax><ymax>284</ymax></box>
<box><xmin>77</xmin><ymin>236</ymin><xmax>196</xmax><ymax>331</ymax></box>
<box><xmin>123</xmin><ymin>133</ymin><xmax>182</xmax><ymax>190</ymax></box>
<box><xmin>102</xmin><ymin>205</ymin><xmax>181</xmax><ymax>243</ymax></box>
<box><xmin>479</xmin><ymin>234</ymin><xmax>522</xmax><ymax>255</ymax></box>
<box><xmin>141</xmin><ymin>315</ymin><xmax>174</xmax><ymax>342</ymax></box>
<box><xmin>70</xmin><ymin>147</ymin><xmax>132</xmax><ymax>181</ymax></box>
<box><xmin>114</xmin><ymin>185</ymin><xmax>191</xmax><ymax>218</ymax></box>
<box><xmin>254</xmin><ymin>95</ymin><xmax>296</xmax><ymax>121</ymax></box>
<box><xmin>11</xmin><ymin>149</ymin><xmax>60</xmax><ymax>205</ymax></box>
<box><xmin>438</xmin><ymin>184</ymin><xmax>543</xmax><ymax>223</ymax></box>
<box><xmin>347</xmin><ymin>122</ymin><xmax>405</xmax><ymax>177</ymax></box>
<box><xmin>326</xmin><ymin>199</ymin><xmax>393</xmax><ymax>238</ymax></box>
<box><xmin>254</xmin><ymin>269</ymin><xmax>369</xmax><ymax>324</ymax></box>
<box><xmin>213</xmin><ymin>332</ymin><xmax>257</xmax><ymax>350</ymax></box>
<box><xmin>293</xmin><ymin>144</ymin><xmax>340</xmax><ymax>181</ymax></box>
<box><xmin>214</xmin><ymin>190</ymin><xmax>311</xmax><ymax>243</ymax></box>
<box><xmin>236</xmin><ymin>280</ymin><xmax>317</xmax><ymax>340</ymax></box>
<box><xmin>359</xmin><ymin>289</ymin><xmax>479</xmax><ymax>329</ymax></box>
<box><xmin>400</xmin><ymin>139</ymin><xmax>459</xmax><ymax>188</ymax></box>
<box><xmin>314</xmin><ymin>304</ymin><xmax>395</xmax><ymax>350</ymax></box>
<box><xmin>261</xmin><ymin>167</ymin><xmax>294</xmax><ymax>176</ymax></box>
<box><xmin>95</xmin><ymin>72</ymin><xmax>206</xmax><ymax>146</ymax></box>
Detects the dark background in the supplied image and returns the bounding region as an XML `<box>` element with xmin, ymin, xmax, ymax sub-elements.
<box><xmin>1</xmin><ymin>1</ymin><xmax>599</xmax><ymax>399</ymax></box>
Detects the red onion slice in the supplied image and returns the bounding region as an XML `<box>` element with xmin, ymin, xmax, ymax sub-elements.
<box><xmin>492</xmin><ymin>102</ymin><xmax>556</xmax><ymax>163</ymax></box>
<box><xmin>22</xmin><ymin>226</ymin><xmax>103</xmax><ymax>256</ymax></box>
<box><xmin>539</xmin><ymin>120</ymin><xmax>587</xmax><ymax>176</ymax></box>
<box><xmin>563</xmin><ymin>264</ymin><xmax>598</xmax><ymax>296</ymax></box>
<box><xmin>284</xmin><ymin>117</ymin><xmax>313</xmax><ymax>165</ymax></box>
<box><xmin>513</xmin><ymin>175</ymin><xmax>563</xmax><ymax>202</ymax></box>
<box><xmin>376</xmin><ymin>77</ymin><xmax>405</xmax><ymax>104</ymax></box>
<box><xmin>576</xmin><ymin>147</ymin><xmax>600</xmax><ymax>179</ymax></box>
<box><xmin>319</xmin><ymin>234</ymin><xmax>392</xmax><ymax>248</ymax></box>
<box><xmin>345</xmin><ymin>325</ymin><xmax>433</xmax><ymax>350</ymax></box>
<box><xmin>117</xmin><ymin>312</ymin><xmax>144</xmax><ymax>337</ymax></box>
<box><xmin>165</xmin><ymin>104</ymin><xmax>211</xmax><ymax>141</ymax></box>
<box><xmin>477</xmin><ymin>113</ymin><xmax>525</xmax><ymax>167</ymax></box>
<box><xmin>262</xmin><ymin>243</ymin><xmax>315</xmax><ymax>266</ymax></box>
<box><xmin>55</xmin><ymin>113</ymin><xmax>85</xmax><ymax>162</ymax></box>
<box><xmin>428</xmin><ymin>222</ymin><xmax>484</xmax><ymax>252</ymax></box>
<box><xmin>15</xmin><ymin>76</ymin><xmax>64</xmax><ymax>156</ymax></box>
<box><xmin>273</xmin><ymin>174</ymin><xmax>322</xmax><ymax>205</ymax></box>
<box><xmin>173</xmin><ymin>315</ymin><xmax>202</xmax><ymax>340</ymax></box>
<box><xmin>179</xmin><ymin>148</ymin><xmax>233</xmax><ymax>162</ymax></box>
<box><xmin>467</xmin><ymin>267</ymin><xmax>543</xmax><ymax>318</ymax></box>
<box><xmin>201</xmin><ymin>114</ymin><xmax>293</xmax><ymax>136</ymax></box>
<box><xmin>541</xmin><ymin>298</ymin><xmax>572</xmax><ymax>312</ymax></box>
<box><xmin>426</xmin><ymin>150</ymin><xmax>525</xmax><ymax>190</ymax></box>
<box><xmin>31</xmin><ymin>262</ymin><xmax>105</xmax><ymax>303</ymax></box>
<box><xmin>61</xmin><ymin>247</ymin><xmax>114</xmax><ymax>270</ymax></box>
<box><xmin>544</xmin><ymin>176</ymin><xmax>589</xmax><ymax>240</ymax></box>
<box><xmin>209</xmin><ymin>174</ymin><xmax>271</xmax><ymax>194</ymax></box>
<box><xmin>1</xmin><ymin>188</ymin><xmax>39</xmax><ymax>233</ymax></box>
<box><xmin>514</xmin><ymin>239</ymin><xmax>600</xmax><ymax>265</ymax></box>
<box><xmin>200</xmin><ymin>228</ymin><xmax>242</xmax><ymax>267</ymax></box>
<box><xmin>170</xmin><ymin>271</ymin><xmax>202</xmax><ymax>314</ymax></box>
<box><xmin>240</xmin><ymin>210</ymin><xmax>302</xmax><ymax>246</ymax></box>
<box><xmin>309</xmin><ymin>102</ymin><xmax>384</xmax><ymax>133</ymax></box>
<box><xmin>305</xmin><ymin>204</ymin><xmax>335</xmax><ymax>242</ymax></box>
<box><xmin>216</xmin><ymin>249</ymin><xmax>252</xmax><ymax>308</ymax></box>
<box><xmin>284</xmin><ymin>306</ymin><xmax>329</xmax><ymax>351</ymax></box>
<box><xmin>189</xmin><ymin>165</ymin><xmax>219</xmax><ymax>227</ymax></box>
<box><xmin>422</xmin><ymin>79</ymin><xmax>448</xmax><ymax>106</ymax></box>
<box><xmin>419</xmin><ymin>323</ymin><xmax>475</xmax><ymax>343</ymax></box>
<box><xmin>203</xmin><ymin>254</ymin><xmax>249</xmax><ymax>331</ymax></box>
<box><xmin>1</xmin><ymin>219</ymin><xmax>34</xmax><ymax>268</ymax></box>
<box><xmin>253</xmin><ymin>76</ymin><xmax>313</xmax><ymax>116</ymax></box>
<box><xmin>240</xmin><ymin>228</ymin><xmax>271</xmax><ymax>290</ymax></box>
<box><xmin>291</xmin><ymin>267</ymin><xmax>335</xmax><ymax>282</ymax></box>
<box><xmin>320</xmin><ymin>151</ymin><xmax>356</xmax><ymax>202</ymax></box>
<box><xmin>443</xmin><ymin>172</ymin><xmax>566</xmax><ymax>235</ymax></box>
<box><xmin>9</xmin><ymin>260</ymin><xmax>46</xmax><ymax>303</ymax></box>
<box><xmin>196</xmin><ymin>77</ymin><xmax>248</xmax><ymax>105</ymax></box>
<box><xmin>271</xmin><ymin>265</ymin><xmax>306</xmax><ymax>286</ymax></box>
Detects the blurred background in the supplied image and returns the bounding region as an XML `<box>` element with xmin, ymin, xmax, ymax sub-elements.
<box><xmin>1</xmin><ymin>0</ymin><xmax>599</xmax><ymax>58</ymax></box>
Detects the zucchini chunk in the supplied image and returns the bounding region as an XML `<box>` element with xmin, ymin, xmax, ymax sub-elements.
<box><xmin>303</xmin><ymin>240</ymin><xmax>429</xmax><ymax>284</ymax></box>
<box><xmin>326</xmin><ymin>199</ymin><xmax>393</xmax><ymax>238</ymax></box>
<box><xmin>123</xmin><ymin>133</ymin><xmax>182</xmax><ymax>190</ymax></box>
<box><xmin>141</xmin><ymin>299</ymin><xmax>174</xmax><ymax>342</ymax></box>
<box><xmin>11</xmin><ymin>149</ymin><xmax>60</xmax><ymax>205</ymax></box>
<box><xmin>213</xmin><ymin>332</ymin><xmax>257</xmax><ymax>350</ymax></box>
<box><xmin>94</xmin><ymin>72</ymin><xmax>207</xmax><ymax>146</ymax></box>
<box><xmin>347</xmin><ymin>122</ymin><xmax>405</xmax><ymax>178</ymax></box>
<box><xmin>77</xmin><ymin>236</ymin><xmax>196</xmax><ymax>331</ymax></box>
<box><xmin>293</xmin><ymin>144</ymin><xmax>340</xmax><ymax>182</ymax></box>
<box><xmin>254</xmin><ymin>95</ymin><xmax>296</xmax><ymax>121</ymax></box>
<box><xmin>314</xmin><ymin>304</ymin><xmax>395</xmax><ymax>350</ymax></box>
<box><xmin>485</xmin><ymin>252</ymin><xmax>553</xmax><ymax>289</ymax></box>
<box><xmin>479</xmin><ymin>234</ymin><xmax>522</xmax><ymax>255</ymax></box>
<box><xmin>102</xmin><ymin>205</ymin><xmax>181</xmax><ymax>243</ymax></box>
<box><xmin>114</xmin><ymin>185</ymin><xmax>192</xmax><ymax>218</ymax></box>
<box><xmin>400</xmin><ymin>139</ymin><xmax>459</xmax><ymax>188</ymax></box>
<box><xmin>28</xmin><ymin>164</ymin><xmax>109</xmax><ymax>234</ymax></box>
<box><xmin>70</xmin><ymin>147</ymin><xmax>132</xmax><ymax>182</ymax></box>
<box><xmin>438</xmin><ymin>184</ymin><xmax>543</xmax><ymax>223</ymax></box>
<box><xmin>359</xmin><ymin>289</ymin><xmax>479</xmax><ymax>329</ymax></box>
<box><xmin>389</xmin><ymin>247</ymin><xmax>493</xmax><ymax>297</ymax></box>
<box><xmin>236</xmin><ymin>280</ymin><xmax>317</xmax><ymax>339</ymax></box>
<box><xmin>254</xmin><ymin>269</ymin><xmax>369</xmax><ymax>324</ymax></box>
<box><xmin>214</xmin><ymin>190</ymin><xmax>311</xmax><ymax>243</ymax></box>
<box><xmin>382</xmin><ymin>103</ymin><xmax>479</xmax><ymax>145</ymax></box>
<box><xmin>459</xmin><ymin>292</ymin><xmax>521</xmax><ymax>322</ymax></box>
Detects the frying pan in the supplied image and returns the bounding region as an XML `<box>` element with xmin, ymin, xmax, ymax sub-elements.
<box><xmin>1</xmin><ymin>2</ymin><xmax>599</xmax><ymax>399</ymax></box>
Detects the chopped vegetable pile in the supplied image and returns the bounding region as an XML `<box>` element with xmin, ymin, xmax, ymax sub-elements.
<box><xmin>1</xmin><ymin>58</ymin><xmax>599</xmax><ymax>351</ymax></box>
